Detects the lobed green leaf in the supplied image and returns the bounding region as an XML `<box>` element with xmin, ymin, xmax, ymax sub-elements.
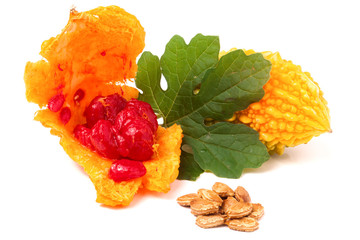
<box><xmin>136</xmin><ymin>34</ymin><xmax>271</xmax><ymax>180</ymax></box>
<box><xmin>177</xmin><ymin>151</ymin><xmax>204</xmax><ymax>181</ymax></box>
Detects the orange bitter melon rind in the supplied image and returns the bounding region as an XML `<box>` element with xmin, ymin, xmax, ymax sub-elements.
<box><xmin>24</xmin><ymin>6</ymin><xmax>183</xmax><ymax>207</ymax></box>
<box><xmin>220</xmin><ymin>49</ymin><xmax>331</xmax><ymax>155</ymax></box>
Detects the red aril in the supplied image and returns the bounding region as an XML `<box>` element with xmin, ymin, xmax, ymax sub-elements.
<box><xmin>104</xmin><ymin>93</ymin><xmax>127</xmax><ymax>124</ymax></box>
<box><xmin>90</xmin><ymin>120</ymin><xmax>120</xmax><ymax>159</ymax></box>
<box><xmin>73</xmin><ymin>88</ymin><xmax>85</xmax><ymax>104</ymax></box>
<box><xmin>113</xmin><ymin>107</ymin><xmax>141</xmax><ymax>132</ymax></box>
<box><xmin>113</xmin><ymin>133</ymin><xmax>130</xmax><ymax>158</ymax></box>
<box><xmin>85</xmin><ymin>96</ymin><xmax>106</xmax><ymax>128</ymax></box>
<box><xmin>60</xmin><ymin>107</ymin><xmax>71</xmax><ymax>124</ymax></box>
<box><xmin>73</xmin><ymin>125</ymin><xmax>93</xmax><ymax>150</ymax></box>
<box><xmin>76</xmin><ymin>94</ymin><xmax>157</xmax><ymax>161</ymax></box>
<box><xmin>108</xmin><ymin>159</ymin><xmax>146</xmax><ymax>182</ymax></box>
<box><xmin>126</xmin><ymin>99</ymin><xmax>158</xmax><ymax>133</ymax></box>
<box><xmin>84</xmin><ymin>94</ymin><xmax>127</xmax><ymax>128</ymax></box>
<box><xmin>119</xmin><ymin>118</ymin><xmax>155</xmax><ymax>161</ymax></box>
<box><xmin>48</xmin><ymin>93</ymin><xmax>65</xmax><ymax>112</ymax></box>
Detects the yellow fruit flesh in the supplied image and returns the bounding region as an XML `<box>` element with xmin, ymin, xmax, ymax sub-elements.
<box><xmin>220</xmin><ymin>49</ymin><xmax>331</xmax><ymax>154</ymax></box>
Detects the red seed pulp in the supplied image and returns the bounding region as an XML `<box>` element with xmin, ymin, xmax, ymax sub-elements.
<box><xmin>73</xmin><ymin>88</ymin><xmax>85</xmax><ymax>104</ymax></box>
<box><xmin>48</xmin><ymin>93</ymin><xmax>65</xmax><ymax>112</ymax></box>
<box><xmin>60</xmin><ymin>107</ymin><xmax>71</xmax><ymax>124</ymax></box>
<box><xmin>90</xmin><ymin>120</ymin><xmax>120</xmax><ymax>159</ymax></box>
<box><xmin>84</xmin><ymin>96</ymin><xmax>107</xmax><ymax>128</ymax></box>
<box><xmin>84</xmin><ymin>93</ymin><xmax>127</xmax><ymax>128</ymax></box>
<box><xmin>73</xmin><ymin>125</ymin><xmax>93</xmax><ymax>150</ymax></box>
<box><xmin>103</xmin><ymin>93</ymin><xmax>127</xmax><ymax>124</ymax></box>
<box><xmin>73</xmin><ymin>94</ymin><xmax>158</xmax><ymax>181</ymax></box>
<box><xmin>115</xmin><ymin>117</ymin><xmax>155</xmax><ymax>161</ymax></box>
<box><xmin>108</xmin><ymin>159</ymin><xmax>147</xmax><ymax>182</ymax></box>
<box><xmin>126</xmin><ymin>99</ymin><xmax>158</xmax><ymax>133</ymax></box>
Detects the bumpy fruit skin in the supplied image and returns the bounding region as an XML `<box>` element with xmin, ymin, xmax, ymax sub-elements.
<box><xmin>24</xmin><ymin>6</ymin><xmax>183</xmax><ymax>207</ymax></box>
<box><xmin>220</xmin><ymin>49</ymin><xmax>331</xmax><ymax>155</ymax></box>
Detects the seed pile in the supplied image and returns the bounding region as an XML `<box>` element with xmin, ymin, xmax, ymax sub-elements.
<box><xmin>176</xmin><ymin>182</ymin><xmax>264</xmax><ymax>232</ymax></box>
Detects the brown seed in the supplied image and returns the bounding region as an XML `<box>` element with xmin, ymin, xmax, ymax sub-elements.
<box><xmin>234</xmin><ymin>186</ymin><xmax>251</xmax><ymax>202</ymax></box>
<box><xmin>197</xmin><ymin>189</ymin><xmax>223</xmax><ymax>207</ymax></box>
<box><xmin>195</xmin><ymin>214</ymin><xmax>225</xmax><ymax>228</ymax></box>
<box><xmin>226</xmin><ymin>201</ymin><xmax>253</xmax><ymax>219</ymax></box>
<box><xmin>176</xmin><ymin>193</ymin><xmax>200</xmax><ymax>207</ymax></box>
<box><xmin>176</xmin><ymin>183</ymin><xmax>264</xmax><ymax>233</ymax></box>
<box><xmin>221</xmin><ymin>197</ymin><xmax>238</xmax><ymax>214</ymax></box>
<box><xmin>226</xmin><ymin>217</ymin><xmax>259</xmax><ymax>232</ymax></box>
<box><xmin>190</xmin><ymin>198</ymin><xmax>219</xmax><ymax>216</ymax></box>
<box><xmin>212</xmin><ymin>182</ymin><xmax>235</xmax><ymax>198</ymax></box>
<box><xmin>248</xmin><ymin>203</ymin><xmax>264</xmax><ymax>220</ymax></box>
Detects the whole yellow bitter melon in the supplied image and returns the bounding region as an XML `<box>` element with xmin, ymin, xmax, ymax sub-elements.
<box><xmin>220</xmin><ymin>49</ymin><xmax>331</xmax><ymax>155</ymax></box>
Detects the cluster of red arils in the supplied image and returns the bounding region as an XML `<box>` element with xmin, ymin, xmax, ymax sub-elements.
<box><xmin>47</xmin><ymin>92</ymin><xmax>158</xmax><ymax>182</ymax></box>
<box><xmin>47</xmin><ymin>88</ymin><xmax>86</xmax><ymax>124</ymax></box>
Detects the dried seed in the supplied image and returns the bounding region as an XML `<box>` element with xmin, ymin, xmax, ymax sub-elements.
<box><xmin>248</xmin><ymin>203</ymin><xmax>264</xmax><ymax>220</ymax></box>
<box><xmin>176</xmin><ymin>182</ymin><xmax>264</xmax><ymax>233</ymax></box>
<box><xmin>234</xmin><ymin>186</ymin><xmax>251</xmax><ymax>202</ymax></box>
<box><xmin>212</xmin><ymin>182</ymin><xmax>235</xmax><ymax>198</ymax></box>
<box><xmin>195</xmin><ymin>214</ymin><xmax>225</xmax><ymax>228</ymax></box>
<box><xmin>197</xmin><ymin>188</ymin><xmax>223</xmax><ymax>207</ymax></box>
<box><xmin>221</xmin><ymin>197</ymin><xmax>238</xmax><ymax>214</ymax></box>
<box><xmin>190</xmin><ymin>198</ymin><xmax>219</xmax><ymax>216</ymax></box>
<box><xmin>176</xmin><ymin>193</ymin><xmax>200</xmax><ymax>207</ymax></box>
<box><xmin>237</xmin><ymin>197</ymin><xmax>244</xmax><ymax>203</ymax></box>
<box><xmin>226</xmin><ymin>201</ymin><xmax>253</xmax><ymax>219</ymax></box>
<box><xmin>226</xmin><ymin>217</ymin><xmax>259</xmax><ymax>232</ymax></box>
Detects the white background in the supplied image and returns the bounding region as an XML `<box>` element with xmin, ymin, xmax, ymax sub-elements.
<box><xmin>1</xmin><ymin>0</ymin><xmax>360</xmax><ymax>239</ymax></box>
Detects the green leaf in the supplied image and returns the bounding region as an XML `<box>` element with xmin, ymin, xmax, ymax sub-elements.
<box><xmin>184</xmin><ymin>122</ymin><xmax>267</xmax><ymax>178</ymax></box>
<box><xmin>177</xmin><ymin>151</ymin><xmax>204</xmax><ymax>181</ymax></box>
<box><xmin>136</xmin><ymin>34</ymin><xmax>271</xmax><ymax>180</ymax></box>
<box><xmin>136</xmin><ymin>34</ymin><xmax>220</xmax><ymax>124</ymax></box>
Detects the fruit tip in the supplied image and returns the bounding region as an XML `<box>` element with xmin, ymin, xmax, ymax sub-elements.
<box><xmin>70</xmin><ymin>5</ymin><xmax>78</xmax><ymax>15</ymax></box>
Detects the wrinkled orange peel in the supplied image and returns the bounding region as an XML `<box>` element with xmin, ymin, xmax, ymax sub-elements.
<box><xmin>24</xmin><ymin>6</ymin><xmax>183</xmax><ymax>207</ymax></box>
